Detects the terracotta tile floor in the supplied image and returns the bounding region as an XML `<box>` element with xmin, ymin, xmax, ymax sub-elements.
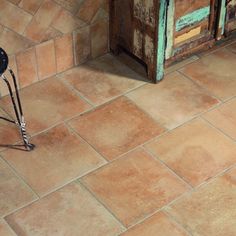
<box><xmin>1</xmin><ymin>45</ymin><xmax>236</xmax><ymax>235</ymax></box>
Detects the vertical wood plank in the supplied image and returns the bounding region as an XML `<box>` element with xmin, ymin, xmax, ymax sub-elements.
<box><xmin>165</xmin><ymin>0</ymin><xmax>175</xmax><ymax>60</ymax></box>
<box><xmin>156</xmin><ymin>0</ymin><xmax>168</xmax><ymax>82</ymax></box>
<box><xmin>217</xmin><ymin>0</ymin><xmax>226</xmax><ymax>39</ymax></box>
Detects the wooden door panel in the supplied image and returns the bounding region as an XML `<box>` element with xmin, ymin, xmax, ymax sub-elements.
<box><xmin>166</xmin><ymin>0</ymin><xmax>217</xmax><ymax>61</ymax></box>
<box><xmin>175</xmin><ymin>0</ymin><xmax>210</xmax><ymax>19</ymax></box>
<box><xmin>225</xmin><ymin>0</ymin><xmax>236</xmax><ymax>34</ymax></box>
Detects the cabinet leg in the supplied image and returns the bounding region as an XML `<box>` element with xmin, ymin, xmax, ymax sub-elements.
<box><xmin>147</xmin><ymin>65</ymin><xmax>156</xmax><ymax>83</ymax></box>
<box><xmin>110</xmin><ymin>44</ymin><xmax>121</xmax><ymax>56</ymax></box>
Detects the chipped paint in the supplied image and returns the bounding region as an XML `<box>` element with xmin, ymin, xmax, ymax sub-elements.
<box><xmin>219</xmin><ymin>0</ymin><xmax>226</xmax><ymax>36</ymax></box>
<box><xmin>165</xmin><ymin>0</ymin><xmax>175</xmax><ymax>59</ymax></box>
<box><xmin>175</xmin><ymin>26</ymin><xmax>201</xmax><ymax>45</ymax></box>
<box><xmin>134</xmin><ymin>0</ymin><xmax>155</xmax><ymax>27</ymax></box>
<box><xmin>176</xmin><ymin>6</ymin><xmax>210</xmax><ymax>31</ymax></box>
<box><xmin>145</xmin><ymin>34</ymin><xmax>154</xmax><ymax>63</ymax></box>
<box><xmin>156</xmin><ymin>1</ymin><xmax>167</xmax><ymax>81</ymax></box>
<box><xmin>133</xmin><ymin>29</ymin><xmax>143</xmax><ymax>59</ymax></box>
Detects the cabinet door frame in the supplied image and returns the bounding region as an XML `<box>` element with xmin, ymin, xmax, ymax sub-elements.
<box><xmin>164</xmin><ymin>0</ymin><xmax>221</xmax><ymax>65</ymax></box>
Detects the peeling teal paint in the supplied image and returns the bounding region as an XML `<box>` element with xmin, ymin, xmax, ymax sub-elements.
<box><xmin>165</xmin><ymin>0</ymin><xmax>175</xmax><ymax>59</ymax></box>
<box><xmin>219</xmin><ymin>0</ymin><xmax>226</xmax><ymax>35</ymax></box>
<box><xmin>156</xmin><ymin>1</ymin><xmax>167</xmax><ymax>82</ymax></box>
<box><xmin>176</xmin><ymin>6</ymin><xmax>210</xmax><ymax>31</ymax></box>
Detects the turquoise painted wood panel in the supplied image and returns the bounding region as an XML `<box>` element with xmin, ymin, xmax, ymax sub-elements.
<box><xmin>176</xmin><ymin>6</ymin><xmax>210</xmax><ymax>31</ymax></box>
<box><xmin>156</xmin><ymin>1</ymin><xmax>168</xmax><ymax>82</ymax></box>
<box><xmin>219</xmin><ymin>0</ymin><xmax>226</xmax><ymax>35</ymax></box>
<box><xmin>165</xmin><ymin>0</ymin><xmax>175</xmax><ymax>59</ymax></box>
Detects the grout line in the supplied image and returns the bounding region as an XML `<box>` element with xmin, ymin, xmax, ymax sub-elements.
<box><xmin>65</xmin><ymin>122</ymin><xmax>108</xmax><ymax>163</ymax></box>
<box><xmin>37</xmin><ymin>161</ymin><xmax>108</xmax><ymax>199</ymax></box>
<box><xmin>3</xmin><ymin>197</ymin><xmax>40</xmax><ymax>220</ymax></box>
<box><xmin>201</xmin><ymin>116</ymin><xmax>236</xmax><ymax>143</ymax></box>
<box><xmin>164</xmin><ymin>55</ymin><xmax>200</xmax><ymax>75</ymax></box>
<box><xmin>142</xmin><ymin>146</ymin><xmax>193</xmax><ymax>189</ymax></box>
<box><xmin>1</xmin><ymin>218</ymin><xmax>18</xmax><ymax>236</ymax></box>
<box><xmin>163</xmin><ymin>210</ymin><xmax>193</xmax><ymax>236</ymax></box>
<box><xmin>123</xmin><ymin>163</ymin><xmax>236</xmax><ymax>232</ymax></box>
<box><xmin>0</xmin><ymin>155</ymin><xmax>40</xmax><ymax>199</ymax></box>
<box><xmin>33</xmin><ymin>46</ymin><xmax>40</xmax><ymax>83</ymax></box>
<box><xmin>177</xmin><ymin>70</ymin><xmax>223</xmax><ymax>103</ymax></box>
<box><xmin>79</xmin><ymin>180</ymin><xmax>127</xmax><ymax>231</ymax></box>
<box><xmin>59</xmin><ymin>76</ymin><xmax>96</xmax><ymax>107</ymax></box>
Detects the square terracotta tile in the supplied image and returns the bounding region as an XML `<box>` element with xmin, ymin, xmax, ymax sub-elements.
<box><xmin>203</xmin><ymin>98</ymin><xmax>236</xmax><ymax>140</ymax></box>
<box><xmin>73</xmin><ymin>26</ymin><xmax>91</xmax><ymax>65</ymax></box>
<box><xmin>179</xmin><ymin>48</ymin><xmax>236</xmax><ymax>101</ymax></box>
<box><xmin>61</xmin><ymin>54</ymin><xmax>145</xmax><ymax>105</ymax></box>
<box><xmin>76</xmin><ymin>0</ymin><xmax>102</xmax><ymax>23</ymax></box>
<box><xmin>0</xmin><ymin>109</ymin><xmax>21</xmax><ymax>150</ymax></box>
<box><xmin>5</xmin><ymin>181</ymin><xmax>124</xmax><ymax>236</ymax></box>
<box><xmin>145</xmin><ymin>118</ymin><xmax>236</xmax><ymax>187</ymax></box>
<box><xmin>0</xmin><ymin>158</ymin><xmax>37</xmax><ymax>217</ymax></box>
<box><xmin>36</xmin><ymin>40</ymin><xmax>56</xmax><ymax>80</ymax></box>
<box><xmin>0</xmin><ymin>0</ymin><xmax>32</xmax><ymax>35</ymax></box>
<box><xmin>0</xmin><ymin>220</ymin><xmax>16</xmax><ymax>236</ymax></box>
<box><xmin>1</xmin><ymin>124</ymin><xmax>106</xmax><ymax>196</ymax></box>
<box><xmin>0</xmin><ymin>77</ymin><xmax>91</xmax><ymax>135</ymax></box>
<box><xmin>54</xmin><ymin>0</ymin><xmax>81</xmax><ymax>14</ymax></box>
<box><xmin>121</xmin><ymin>212</ymin><xmax>189</xmax><ymax>236</ymax></box>
<box><xmin>68</xmin><ymin>97</ymin><xmax>165</xmax><ymax>160</ymax></box>
<box><xmin>0</xmin><ymin>28</ymin><xmax>33</xmax><ymax>55</ymax></box>
<box><xmin>127</xmin><ymin>72</ymin><xmax>219</xmax><ymax>130</ymax></box>
<box><xmin>24</xmin><ymin>0</ymin><xmax>61</xmax><ymax>42</ymax></box>
<box><xmin>91</xmin><ymin>19</ymin><xmax>108</xmax><ymax>58</ymax></box>
<box><xmin>82</xmin><ymin>148</ymin><xmax>189</xmax><ymax>227</ymax></box>
<box><xmin>51</xmin><ymin>8</ymin><xmax>85</xmax><ymax>34</ymax></box>
<box><xmin>54</xmin><ymin>33</ymin><xmax>74</xmax><ymax>73</ymax></box>
<box><xmin>19</xmin><ymin>0</ymin><xmax>44</xmax><ymax>15</ymax></box>
<box><xmin>16</xmin><ymin>47</ymin><xmax>38</xmax><ymax>88</ymax></box>
<box><xmin>166</xmin><ymin>167</ymin><xmax>236</xmax><ymax>236</ymax></box>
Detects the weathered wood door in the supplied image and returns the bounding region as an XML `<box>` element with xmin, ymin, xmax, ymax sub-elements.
<box><xmin>225</xmin><ymin>0</ymin><xmax>236</xmax><ymax>35</ymax></box>
<box><xmin>165</xmin><ymin>0</ymin><xmax>219</xmax><ymax>63</ymax></box>
<box><xmin>110</xmin><ymin>0</ymin><xmax>160</xmax><ymax>80</ymax></box>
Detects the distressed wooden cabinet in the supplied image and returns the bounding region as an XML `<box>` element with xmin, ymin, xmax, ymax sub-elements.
<box><xmin>225</xmin><ymin>0</ymin><xmax>236</xmax><ymax>35</ymax></box>
<box><xmin>110</xmin><ymin>0</ymin><xmax>236</xmax><ymax>82</ymax></box>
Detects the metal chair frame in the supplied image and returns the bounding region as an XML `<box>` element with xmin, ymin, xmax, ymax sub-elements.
<box><xmin>0</xmin><ymin>47</ymin><xmax>35</xmax><ymax>151</ymax></box>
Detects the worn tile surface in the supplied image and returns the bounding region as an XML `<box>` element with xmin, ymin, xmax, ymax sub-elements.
<box><xmin>145</xmin><ymin>118</ymin><xmax>236</xmax><ymax>187</ymax></box>
<box><xmin>1</xmin><ymin>36</ymin><xmax>236</xmax><ymax>236</ymax></box>
<box><xmin>0</xmin><ymin>77</ymin><xmax>91</xmax><ymax>135</ymax></box>
<box><xmin>82</xmin><ymin>149</ymin><xmax>189</xmax><ymax>226</ymax></box>
<box><xmin>1</xmin><ymin>124</ymin><xmax>106</xmax><ymax>196</ymax></box>
<box><xmin>54</xmin><ymin>33</ymin><xmax>74</xmax><ymax>73</ymax></box>
<box><xmin>5</xmin><ymin>181</ymin><xmax>124</xmax><ymax>236</ymax></box>
<box><xmin>127</xmin><ymin>72</ymin><xmax>218</xmax><ymax>129</ymax></box>
<box><xmin>0</xmin><ymin>158</ymin><xmax>36</xmax><ymax>217</ymax></box>
<box><xmin>0</xmin><ymin>220</ymin><xmax>16</xmax><ymax>236</ymax></box>
<box><xmin>0</xmin><ymin>109</ymin><xmax>21</xmax><ymax>149</ymax></box>
<box><xmin>203</xmin><ymin>98</ymin><xmax>236</xmax><ymax>140</ymax></box>
<box><xmin>36</xmin><ymin>40</ymin><xmax>57</xmax><ymax>80</ymax></box>
<box><xmin>16</xmin><ymin>47</ymin><xmax>38</xmax><ymax>88</ymax></box>
<box><xmin>62</xmin><ymin>54</ymin><xmax>145</xmax><ymax>105</ymax></box>
<box><xmin>121</xmin><ymin>212</ymin><xmax>189</xmax><ymax>236</ymax></box>
<box><xmin>166</xmin><ymin>167</ymin><xmax>236</xmax><ymax>236</ymax></box>
<box><xmin>69</xmin><ymin>97</ymin><xmax>165</xmax><ymax>160</ymax></box>
<box><xmin>91</xmin><ymin>19</ymin><xmax>108</xmax><ymax>58</ymax></box>
<box><xmin>179</xmin><ymin>48</ymin><xmax>236</xmax><ymax>100</ymax></box>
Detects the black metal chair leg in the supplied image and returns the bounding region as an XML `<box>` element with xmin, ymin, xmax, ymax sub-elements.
<box><xmin>0</xmin><ymin>47</ymin><xmax>34</xmax><ymax>151</ymax></box>
<box><xmin>1</xmin><ymin>74</ymin><xmax>35</xmax><ymax>151</ymax></box>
